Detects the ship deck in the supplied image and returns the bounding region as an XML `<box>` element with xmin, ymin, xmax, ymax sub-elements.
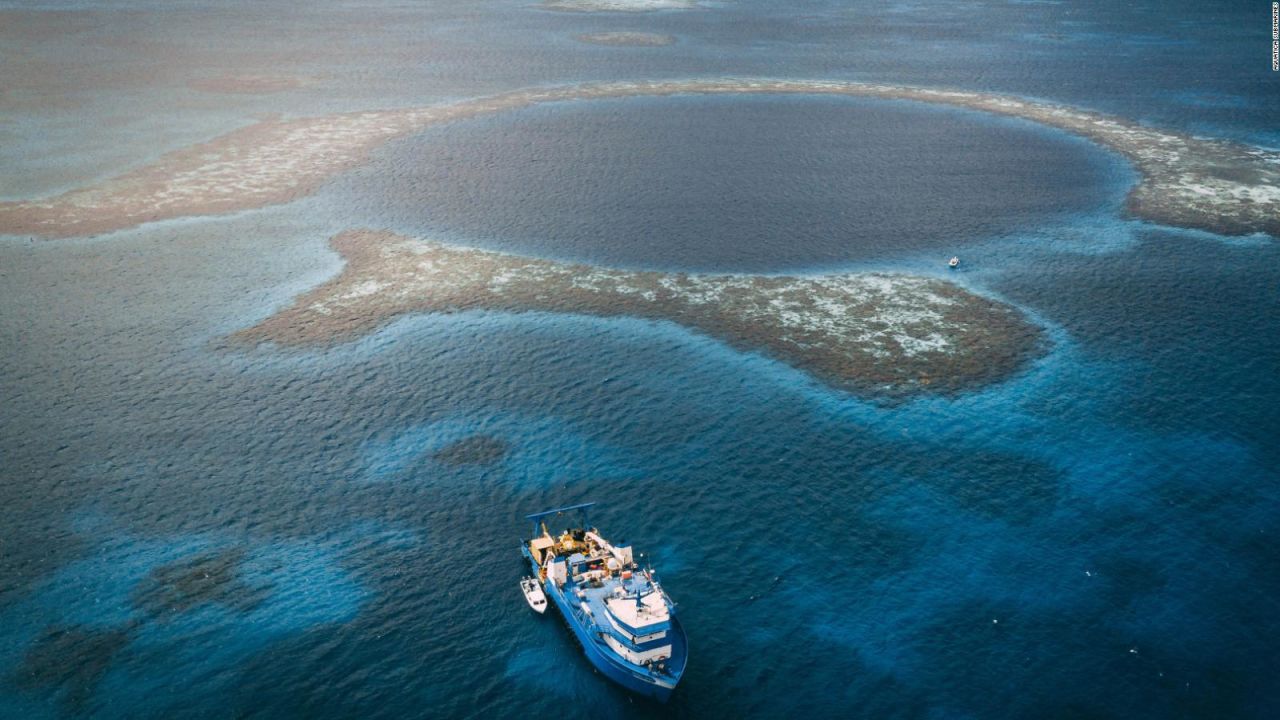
<box><xmin>563</xmin><ymin>574</ymin><xmax>687</xmax><ymax>679</ymax></box>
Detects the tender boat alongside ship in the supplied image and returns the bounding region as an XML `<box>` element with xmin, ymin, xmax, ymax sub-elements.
<box><xmin>521</xmin><ymin>503</ymin><xmax>687</xmax><ymax>702</ymax></box>
<box><xmin>520</xmin><ymin>576</ymin><xmax>548</xmax><ymax>613</ymax></box>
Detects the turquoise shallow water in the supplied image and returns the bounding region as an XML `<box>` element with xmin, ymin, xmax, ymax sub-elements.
<box><xmin>1</xmin><ymin>1</ymin><xmax>1278</xmax><ymax>718</ymax></box>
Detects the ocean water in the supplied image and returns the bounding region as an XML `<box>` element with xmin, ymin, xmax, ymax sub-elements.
<box><xmin>1</xmin><ymin>1</ymin><xmax>1279</xmax><ymax>718</ymax></box>
<box><xmin>327</xmin><ymin>94</ymin><xmax>1121</xmax><ymax>271</ymax></box>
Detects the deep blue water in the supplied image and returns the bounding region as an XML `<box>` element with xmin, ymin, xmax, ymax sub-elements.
<box><xmin>1</xmin><ymin>1</ymin><xmax>1279</xmax><ymax>718</ymax></box>
<box><xmin>328</xmin><ymin>94</ymin><xmax>1121</xmax><ymax>271</ymax></box>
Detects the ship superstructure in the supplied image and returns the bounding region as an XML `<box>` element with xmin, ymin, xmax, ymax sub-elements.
<box><xmin>521</xmin><ymin>503</ymin><xmax>687</xmax><ymax>701</ymax></box>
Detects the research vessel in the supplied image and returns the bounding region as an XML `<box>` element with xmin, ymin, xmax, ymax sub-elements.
<box><xmin>521</xmin><ymin>503</ymin><xmax>687</xmax><ymax>702</ymax></box>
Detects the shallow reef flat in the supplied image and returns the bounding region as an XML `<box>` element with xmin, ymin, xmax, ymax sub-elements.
<box><xmin>2</xmin><ymin>78</ymin><xmax>1276</xmax><ymax>241</ymax></box>
<box><xmin>231</xmin><ymin>230</ymin><xmax>1043</xmax><ymax>397</ymax></box>
<box><xmin>574</xmin><ymin>32</ymin><xmax>678</xmax><ymax>46</ymax></box>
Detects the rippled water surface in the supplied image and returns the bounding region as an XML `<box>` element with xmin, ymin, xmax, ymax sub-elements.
<box><xmin>1</xmin><ymin>1</ymin><xmax>1278</xmax><ymax>718</ymax></box>
<box><xmin>328</xmin><ymin>94</ymin><xmax>1121</xmax><ymax>271</ymax></box>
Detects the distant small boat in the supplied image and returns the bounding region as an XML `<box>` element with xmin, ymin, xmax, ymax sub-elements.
<box><xmin>520</xmin><ymin>576</ymin><xmax>548</xmax><ymax>614</ymax></box>
<box><xmin>948</xmin><ymin>256</ymin><xmax>960</xmax><ymax>268</ymax></box>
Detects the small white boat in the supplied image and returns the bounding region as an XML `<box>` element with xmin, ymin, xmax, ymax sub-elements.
<box><xmin>520</xmin><ymin>576</ymin><xmax>548</xmax><ymax>614</ymax></box>
<box><xmin>948</xmin><ymin>256</ymin><xmax>960</xmax><ymax>268</ymax></box>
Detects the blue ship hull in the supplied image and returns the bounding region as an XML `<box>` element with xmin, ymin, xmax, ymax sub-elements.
<box><xmin>522</xmin><ymin>543</ymin><xmax>687</xmax><ymax>702</ymax></box>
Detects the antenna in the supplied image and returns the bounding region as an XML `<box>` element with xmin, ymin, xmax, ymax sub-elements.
<box><xmin>525</xmin><ymin>502</ymin><xmax>595</xmax><ymax>538</ymax></box>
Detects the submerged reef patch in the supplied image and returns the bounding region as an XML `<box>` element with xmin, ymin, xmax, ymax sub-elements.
<box><xmin>543</xmin><ymin>0</ymin><xmax>699</xmax><ymax>11</ymax></box>
<box><xmin>430</xmin><ymin>434</ymin><xmax>512</xmax><ymax>467</ymax></box>
<box><xmin>2</xmin><ymin>79</ymin><xmax>1277</xmax><ymax>240</ymax></box>
<box><xmin>231</xmin><ymin>230</ymin><xmax>1043</xmax><ymax>397</ymax></box>
<box><xmin>131</xmin><ymin>547</ymin><xmax>268</xmax><ymax>617</ymax></box>
<box><xmin>0</xmin><ymin>527</ymin><xmax>376</xmax><ymax>714</ymax></box>
<box><xmin>13</xmin><ymin>625</ymin><xmax>131</xmax><ymax>711</ymax></box>
<box><xmin>574</xmin><ymin>31</ymin><xmax>678</xmax><ymax>45</ymax></box>
<box><xmin>186</xmin><ymin>74</ymin><xmax>308</xmax><ymax>95</ymax></box>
